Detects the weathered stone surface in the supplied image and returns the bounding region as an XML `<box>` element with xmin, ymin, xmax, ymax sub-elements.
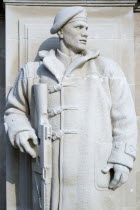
<box><xmin>5</xmin><ymin>5</ymin><xmax>138</xmax><ymax>210</ymax></box>
<box><xmin>3</xmin><ymin>0</ymin><xmax>138</xmax><ymax>7</ymax></box>
<box><xmin>0</xmin><ymin>15</ymin><xmax>6</xmax><ymax>210</ymax></box>
<box><xmin>134</xmin><ymin>13</ymin><xmax>140</xmax><ymax>86</ymax></box>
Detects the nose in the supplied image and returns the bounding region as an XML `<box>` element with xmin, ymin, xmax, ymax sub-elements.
<box><xmin>82</xmin><ymin>28</ymin><xmax>88</xmax><ymax>38</ymax></box>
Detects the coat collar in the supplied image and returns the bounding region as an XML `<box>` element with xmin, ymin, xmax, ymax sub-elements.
<box><xmin>39</xmin><ymin>49</ymin><xmax>100</xmax><ymax>83</ymax></box>
<box><xmin>56</xmin><ymin>49</ymin><xmax>73</xmax><ymax>68</ymax></box>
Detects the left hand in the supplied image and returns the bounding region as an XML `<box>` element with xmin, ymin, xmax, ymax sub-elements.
<box><xmin>102</xmin><ymin>163</ymin><xmax>129</xmax><ymax>190</ymax></box>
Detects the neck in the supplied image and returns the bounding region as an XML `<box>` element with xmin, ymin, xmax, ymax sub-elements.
<box><xmin>59</xmin><ymin>40</ymin><xmax>81</xmax><ymax>58</ymax></box>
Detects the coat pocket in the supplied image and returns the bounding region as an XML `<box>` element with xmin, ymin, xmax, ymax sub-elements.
<box><xmin>94</xmin><ymin>142</ymin><xmax>112</xmax><ymax>191</ymax></box>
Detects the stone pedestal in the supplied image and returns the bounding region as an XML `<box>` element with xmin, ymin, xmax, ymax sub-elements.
<box><xmin>4</xmin><ymin>0</ymin><xmax>139</xmax><ymax>209</ymax></box>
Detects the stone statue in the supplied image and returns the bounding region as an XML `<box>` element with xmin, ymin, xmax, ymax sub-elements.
<box><xmin>4</xmin><ymin>6</ymin><xmax>137</xmax><ymax>210</ymax></box>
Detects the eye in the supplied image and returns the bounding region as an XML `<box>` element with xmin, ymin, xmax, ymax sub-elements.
<box><xmin>75</xmin><ymin>26</ymin><xmax>83</xmax><ymax>29</ymax></box>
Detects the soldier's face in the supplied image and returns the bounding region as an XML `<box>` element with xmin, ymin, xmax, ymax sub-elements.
<box><xmin>61</xmin><ymin>20</ymin><xmax>88</xmax><ymax>53</ymax></box>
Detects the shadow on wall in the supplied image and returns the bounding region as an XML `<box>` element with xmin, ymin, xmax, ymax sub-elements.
<box><xmin>34</xmin><ymin>37</ymin><xmax>60</xmax><ymax>61</ymax></box>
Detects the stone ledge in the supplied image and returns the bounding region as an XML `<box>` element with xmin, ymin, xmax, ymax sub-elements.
<box><xmin>3</xmin><ymin>0</ymin><xmax>138</xmax><ymax>7</ymax></box>
<box><xmin>134</xmin><ymin>2</ymin><xmax>140</xmax><ymax>11</ymax></box>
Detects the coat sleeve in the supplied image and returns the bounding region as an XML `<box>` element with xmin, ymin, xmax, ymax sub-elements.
<box><xmin>106</xmin><ymin>60</ymin><xmax>137</xmax><ymax>169</ymax></box>
<box><xmin>4</xmin><ymin>65</ymin><xmax>35</xmax><ymax>147</ymax></box>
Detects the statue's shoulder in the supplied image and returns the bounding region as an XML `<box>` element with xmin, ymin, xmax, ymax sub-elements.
<box><xmin>21</xmin><ymin>61</ymin><xmax>43</xmax><ymax>79</ymax></box>
<box><xmin>95</xmin><ymin>56</ymin><xmax>125</xmax><ymax>78</ymax></box>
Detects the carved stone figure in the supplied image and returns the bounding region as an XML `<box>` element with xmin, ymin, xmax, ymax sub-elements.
<box><xmin>4</xmin><ymin>6</ymin><xmax>137</xmax><ymax>210</ymax></box>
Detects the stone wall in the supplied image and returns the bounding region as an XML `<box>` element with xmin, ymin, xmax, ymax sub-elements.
<box><xmin>134</xmin><ymin>12</ymin><xmax>140</xmax><ymax>210</ymax></box>
<box><xmin>0</xmin><ymin>5</ymin><xmax>6</xmax><ymax>210</ymax></box>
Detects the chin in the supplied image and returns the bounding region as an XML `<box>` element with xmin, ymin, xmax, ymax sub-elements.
<box><xmin>74</xmin><ymin>45</ymin><xmax>87</xmax><ymax>53</ymax></box>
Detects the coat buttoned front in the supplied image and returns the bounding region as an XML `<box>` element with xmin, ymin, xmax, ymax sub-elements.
<box><xmin>5</xmin><ymin>49</ymin><xmax>137</xmax><ymax>210</ymax></box>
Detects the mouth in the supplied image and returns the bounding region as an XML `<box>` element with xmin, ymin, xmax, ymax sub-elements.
<box><xmin>79</xmin><ymin>39</ymin><xmax>87</xmax><ymax>44</ymax></box>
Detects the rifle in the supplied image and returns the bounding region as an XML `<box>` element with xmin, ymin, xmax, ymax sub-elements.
<box><xmin>32</xmin><ymin>83</ymin><xmax>52</xmax><ymax>210</ymax></box>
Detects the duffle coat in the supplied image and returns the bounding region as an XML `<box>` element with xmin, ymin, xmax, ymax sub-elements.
<box><xmin>5</xmin><ymin>49</ymin><xmax>137</xmax><ymax>210</ymax></box>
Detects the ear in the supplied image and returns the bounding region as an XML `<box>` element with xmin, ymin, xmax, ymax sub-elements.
<box><xmin>57</xmin><ymin>29</ymin><xmax>63</xmax><ymax>39</ymax></box>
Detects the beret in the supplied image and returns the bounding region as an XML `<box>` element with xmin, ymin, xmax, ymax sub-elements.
<box><xmin>50</xmin><ymin>6</ymin><xmax>84</xmax><ymax>34</ymax></box>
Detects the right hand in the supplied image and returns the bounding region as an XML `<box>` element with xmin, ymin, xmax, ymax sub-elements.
<box><xmin>15</xmin><ymin>130</ymin><xmax>38</xmax><ymax>158</ymax></box>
